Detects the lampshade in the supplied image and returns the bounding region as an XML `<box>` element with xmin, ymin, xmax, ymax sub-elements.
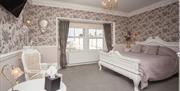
<box><xmin>25</xmin><ymin>19</ymin><xmax>31</xmax><ymax>26</ymax></box>
<box><xmin>11</xmin><ymin>67</ymin><xmax>24</xmax><ymax>79</ymax></box>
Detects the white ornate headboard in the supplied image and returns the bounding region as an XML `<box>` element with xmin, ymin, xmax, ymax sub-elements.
<box><xmin>136</xmin><ymin>36</ymin><xmax>179</xmax><ymax>52</ymax></box>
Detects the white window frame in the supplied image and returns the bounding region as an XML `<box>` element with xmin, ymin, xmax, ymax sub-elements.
<box><xmin>87</xmin><ymin>28</ymin><xmax>105</xmax><ymax>50</ymax></box>
<box><xmin>67</xmin><ymin>27</ymin><xmax>84</xmax><ymax>50</ymax></box>
<box><xmin>56</xmin><ymin>17</ymin><xmax>116</xmax><ymax>51</ymax></box>
<box><xmin>67</xmin><ymin>27</ymin><xmax>104</xmax><ymax>50</ymax></box>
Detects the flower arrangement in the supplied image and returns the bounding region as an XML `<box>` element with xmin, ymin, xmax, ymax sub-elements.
<box><xmin>124</xmin><ymin>31</ymin><xmax>139</xmax><ymax>48</ymax></box>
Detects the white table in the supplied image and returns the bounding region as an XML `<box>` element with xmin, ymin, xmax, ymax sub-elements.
<box><xmin>8</xmin><ymin>79</ymin><xmax>66</xmax><ymax>91</ymax></box>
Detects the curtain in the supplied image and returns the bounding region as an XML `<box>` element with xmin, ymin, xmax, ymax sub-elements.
<box><xmin>58</xmin><ymin>20</ymin><xmax>70</xmax><ymax>69</ymax></box>
<box><xmin>103</xmin><ymin>23</ymin><xmax>113</xmax><ymax>52</ymax></box>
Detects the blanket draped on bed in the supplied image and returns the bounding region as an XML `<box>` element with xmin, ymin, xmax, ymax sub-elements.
<box><xmin>120</xmin><ymin>52</ymin><xmax>178</xmax><ymax>89</ymax></box>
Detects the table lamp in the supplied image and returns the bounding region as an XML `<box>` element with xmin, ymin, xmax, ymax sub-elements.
<box><xmin>0</xmin><ymin>64</ymin><xmax>24</xmax><ymax>91</ymax></box>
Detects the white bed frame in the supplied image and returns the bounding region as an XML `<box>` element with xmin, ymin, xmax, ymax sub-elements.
<box><xmin>98</xmin><ymin>36</ymin><xmax>179</xmax><ymax>91</ymax></box>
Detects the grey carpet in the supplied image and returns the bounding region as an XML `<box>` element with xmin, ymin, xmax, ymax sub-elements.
<box><xmin>60</xmin><ymin>64</ymin><xmax>178</xmax><ymax>91</ymax></box>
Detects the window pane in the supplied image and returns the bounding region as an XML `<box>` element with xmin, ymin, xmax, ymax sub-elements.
<box><xmin>68</xmin><ymin>27</ymin><xmax>104</xmax><ymax>50</ymax></box>
<box><xmin>74</xmin><ymin>38</ymin><xmax>83</xmax><ymax>50</ymax></box>
<box><xmin>67</xmin><ymin>38</ymin><xmax>75</xmax><ymax>49</ymax></box>
<box><xmin>97</xmin><ymin>39</ymin><xmax>103</xmax><ymax>49</ymax></box>
<box><xmin>79</xmin><ymin>38</ymin><xmax>83</xmax><ymax>50</ymax></box>
<box><xmin>88</xmin><ymin>29</ymin><xmax>96</xmax><ymax>37</ymax></box>
<box><xmin>75</xmin><ymin>28</ymin><xmax>83</xmax><ymax>37</ymax></box>
<box><xmin>89</xmin><ymin>39</ymin><xmax>97</xmax><ymax>49</ymax></box>
<box><xmin>96</xmin><ymin>29</ymin><xmax>103</xmax><ymax>37</ymax></box>
<box><xmin>68</xmin><ymin>28</ymin><xmax>74</xmax><ymax>37</ymax></box>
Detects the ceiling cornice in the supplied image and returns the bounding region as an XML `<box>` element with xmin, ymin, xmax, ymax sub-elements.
<box><xmin>31</xmin><ymin>0</ymin><xmax>128</xmax><ymax>16</ymax></box>
<box><xmin>31</xmin><ymin>0</ymin><xmax>178</xmax><ymax>17</ymax></box>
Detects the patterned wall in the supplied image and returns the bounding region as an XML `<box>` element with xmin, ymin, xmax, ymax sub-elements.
<box><xmin>0</xmin><ymin>2</ymin><xmax>179</xmax><ymax>54</ymax></box>
<box><xmin>128</xmin><ymin>2</ymin><xmax>179</xmax><ymax>42</ymax></box>
<box><xmin>0</xmin><ymin>6</ymin><xmax>29</xmax><ymax>54</ymax></box>
<box><xmin>23</xmin><ymin>2</ymin><xmax>179</xmax><ymax>46</ymax></box>
<box><xmin>22</xmin><ymin>3</ymin><xmax>129</xmax><ymax>46</ymax></box>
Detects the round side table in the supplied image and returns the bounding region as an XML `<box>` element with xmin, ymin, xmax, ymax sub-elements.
<box><xmin>8</xmin><ymin>78</ymin><xmax>66</xmax><ymax>91</ymax></box>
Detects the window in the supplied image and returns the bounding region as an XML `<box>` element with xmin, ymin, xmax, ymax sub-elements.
<box><xmin>67</xmin><ymin>23</ymin><xmax>104</xmax><ymax>50</ymax></box>
<box><xmin>88</xmin><ymin>29</ymin><xmax>104</xmax><ymax>49</ymax></box>
<box><xmin>67</xmin><ymin>28</ymin><xmax>84</xmax><ymax>50</ymax></box>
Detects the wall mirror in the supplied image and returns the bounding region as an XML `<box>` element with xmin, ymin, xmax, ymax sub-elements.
<box><xmin>39</xmin><ymin>19</ymin><xmax>48</xmax><ymax>33</ymax></box>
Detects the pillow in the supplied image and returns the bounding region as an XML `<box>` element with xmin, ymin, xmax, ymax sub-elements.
<box><xmin>143</xmin><ymin>45</ymin><xmax>159</xmax><ymax>55</ymax></box>
<box><xmin>112</xmin><ymin>45</ymin><xmax>124</xmax><ymax>52</ymax></box>
<box><xmin>130</xmin><ymin>45</ymin><xmax>142</xmax><ymax>53</ymax></box>
<box><xmin>141</xmin><ymin>45</ymin><xmax>146</xmax><ymax>53</ymax></box>
<box><xmin>158</xmin><ymin>46</ymin><xmax>177</xmax><ymax>60</ymax></box>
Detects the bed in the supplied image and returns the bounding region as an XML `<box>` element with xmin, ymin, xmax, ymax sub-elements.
<box><xmin>98</xmin><ymin>37</ymin><xmax>179</xmax><ymax>91</ymax></box>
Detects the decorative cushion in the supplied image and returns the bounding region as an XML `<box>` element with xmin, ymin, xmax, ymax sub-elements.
<box><xmin>112</xmin><ymin>45</ymin><xmax>125</xmax><ymax>52</ymax></box>
<box><xmin>158</xmin><ymin>46</ymin><xmax>177</xmax><ymax>60</ymax></box>
<box><xmin>143</xmin><ymin>45</ymin><xmax>159</xmax><ymax>55</ymax></box>
<box><xmin>141</xmin><ymin>45</ymin><xmax>146</xmax><ymax>53</ymax></box>
<box><xmin>130</xmin><ymin>45</ymin><xmax>142</xmax><ymax>53</ymax></box>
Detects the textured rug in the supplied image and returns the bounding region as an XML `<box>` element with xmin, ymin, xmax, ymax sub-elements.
<box><xmin>60</xmin><ymin>64</ymin><xmax>178</xmax><ymax>91</ymax></box>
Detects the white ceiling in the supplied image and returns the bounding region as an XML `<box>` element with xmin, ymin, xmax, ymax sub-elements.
<box><xmin>32</xmin><ymin>0</ymin><xmax>178</xmax><ymax>16</ymax></box>
<box><xmin>56</xmin><ymin>0</ymin><xmax>163</xmax><ymax>12</ymax></box>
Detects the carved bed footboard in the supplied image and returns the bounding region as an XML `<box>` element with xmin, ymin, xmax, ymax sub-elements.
<box><xmin>99</xmin><ymin>51</ymin><xmax>141</xmax><ymax>91</ymax></box>
<box><xmin>98</xmin><ymin>37</ymin><xmax>179</xmax><ymax>91</ymax></box>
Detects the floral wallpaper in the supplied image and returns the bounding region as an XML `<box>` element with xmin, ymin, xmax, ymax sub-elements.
<box><xmin>0</xmin><ymin>6</ymin><xmax>29</xmax><ymax>54</ymax></box>
<box><xmin>0</xmin><ymin>2</ymin><xmax>179</xmax><ymax>54</ymax></box>
<box><xmin>23</xmin><ymin>2</ymin><xmax>178</xmax><ymax>46</ymax></box>
<box><xmin>22</xmin><ymin>3</ymin><xmax>129</xmax><ymax>46</ymax></box>
<box><xmin>127</xmin><ymin>2</ymin><xmax>179</xmax><ymax>42</ymax></box>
